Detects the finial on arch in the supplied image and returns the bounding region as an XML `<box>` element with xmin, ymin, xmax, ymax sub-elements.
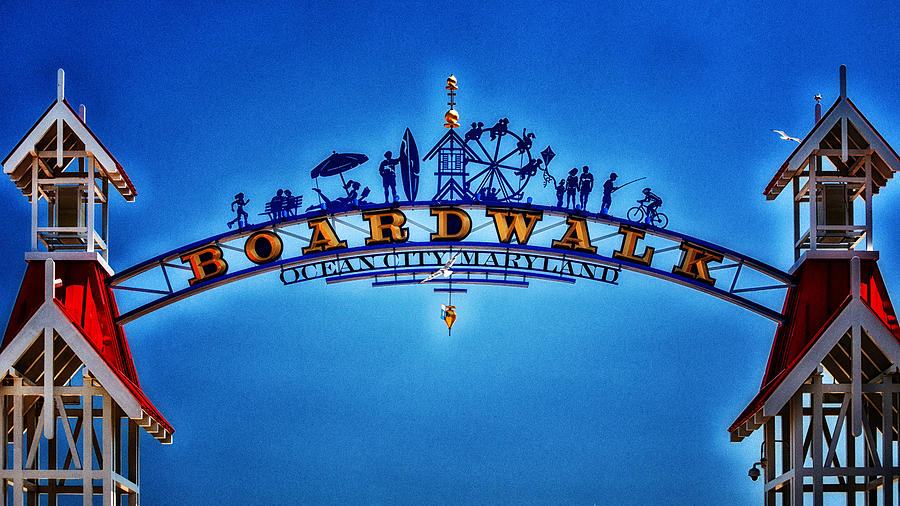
<box><xmin>840</xmin><ymin>65</ymin><xmax>847</xmax><ymax>100</ymax></box>
<box><xmin>57</xmin><ymin>68</ymin><xmax>65</xmax><ymax>101</ymax></box>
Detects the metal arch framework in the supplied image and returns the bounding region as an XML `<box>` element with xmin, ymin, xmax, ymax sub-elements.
<box><xmin>107</xmin><ymin>201</ymin><xmax>792</xmax><ymax>325</ymax></box>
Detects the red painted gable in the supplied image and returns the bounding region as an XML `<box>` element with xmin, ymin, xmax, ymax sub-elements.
<box><xmin>730</xmin><ymin>258</ymin><xmax>900</xmax><ymax>434</ymax></box>
<box><xmin>2</xmin><ymin>261</ymin><xmax>172</xmax><ymax>434</ymax></box>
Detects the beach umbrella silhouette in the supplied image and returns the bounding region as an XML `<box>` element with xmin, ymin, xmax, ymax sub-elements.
<box><xmin>310</xmin><ymin>152</ymin><xmax>369</xmax><ymax>193</ymax></box>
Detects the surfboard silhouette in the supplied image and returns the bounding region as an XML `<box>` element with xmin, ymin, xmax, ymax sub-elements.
<box><xmin>399</xmin><ymin>128</ymin><xmax>419</xmax><ymax>201</ymax></box>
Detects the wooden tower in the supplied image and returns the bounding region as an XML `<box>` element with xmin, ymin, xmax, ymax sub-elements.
<box><xmin>731</xmin><ymin>67</ymin><xmax>900</xmax><ymax>504</ymax></box>
<box><xmin>425</xmin><ymin>75</ymin><xmax>478</xmax><ymax>201</ymax></box>
<box><xmin>0</xmin><ymin>70</ymin><xmax>171</xmax><ymax>505</ymax></box>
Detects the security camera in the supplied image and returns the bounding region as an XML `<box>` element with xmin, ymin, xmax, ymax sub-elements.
<box><xmin>748</xmin><ymin>464</ymin><xmax>761</xmax><ymax>481</ymax></box>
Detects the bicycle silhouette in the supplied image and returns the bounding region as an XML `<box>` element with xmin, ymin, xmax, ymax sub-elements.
<box><xmin>627</xmin><ymin>201</ymin><xmax>668</xmax><ymax>228</ymax></box>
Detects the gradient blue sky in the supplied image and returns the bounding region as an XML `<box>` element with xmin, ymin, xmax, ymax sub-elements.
<box><xmin>3</xmin><ymin>1</ymin><xmax>900</xmax><ymax>504</ymax></box>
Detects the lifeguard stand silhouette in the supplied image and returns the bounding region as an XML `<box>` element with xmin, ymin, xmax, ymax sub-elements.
<box><xmin>0</xmin><ymin>70</ymin><xmax>171</xmax><ymax>505</ymax></box>
<box><xmin>731</xmin><ymin>66</ymin><xmax>900</xmax><ymax>504</ymax></box>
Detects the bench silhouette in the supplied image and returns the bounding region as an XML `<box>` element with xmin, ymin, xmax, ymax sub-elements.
<box><xmin>260</xmin><ymin>196</ymin><xmax>303</xmax><ymax>221</ymax></box>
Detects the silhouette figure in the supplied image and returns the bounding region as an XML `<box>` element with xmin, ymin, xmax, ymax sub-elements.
<box><xmin>565</xmin><ymin>168</ymin><xmax>579</xmax><ymax>208</ymax></box>
<box><xmin>555</xmin><ymin>179</ymin><xmax>566</xmax><ymax>207</ymax></box>
<box><xmin>514</xmin><ymin>158</ymin><xmax>542</xmax><ymax>180</ymax></box>
<box><xmin>489</xmin><ymin>118</ymin><xmax>509</xmax><ymax>140</ymax></box>
<box><xmin>268</xmin><ymin>189</ymin><xmax>286</xmax><ymax>220</ymax></box>
<box><xmin>638</xmin><ymin>187</ymin><xmax>663</xmax><ymax>225</ymax></box>
<box><xmin>578</xmin><ymin>166</ymin><xmax>594</xmax><ymax>211</ymax></box>
<box><xmin>601</xmin><ymin>173</ymin><xmax>619</xmax><ymax>215</ymax></box>
<box><xmin>465</xmin><ymin>122</ymin><xmax>485</xmax><ymax>142</ymax></box>
<box><xmin>308</xmin><ymin>180</ymin><xmax>369</xmax><ymax>212</ymax></box>
<box><xmin>227</xmin><ymin>193</ymin><xmax>250</xmax><ymax>229</ymax></box>
<box><xmin>516</xmin><ymin>130</ymin><xmax>535</xmax><ymax>154</ymax></box>
<box><xmin>379</xmin><ymin>151</ymin><xmax>400</xmax><ymax>203</ymax></box>
<box><xmin>284</xmin><ymin>190</ymin><xmax>299</xmax><ymax>217</ymax></box>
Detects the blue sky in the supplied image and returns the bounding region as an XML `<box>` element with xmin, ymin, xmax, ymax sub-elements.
<box><xmin>3</xmin><ymin>1</ymin><xmax>900</xmax><ymax>504</ymax></box>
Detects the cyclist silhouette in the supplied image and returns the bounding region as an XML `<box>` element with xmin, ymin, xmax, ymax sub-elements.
<box><xmin>638</xmin><ymin>187</ymin><xmax>662</xmax><ymax>225</ymax></box>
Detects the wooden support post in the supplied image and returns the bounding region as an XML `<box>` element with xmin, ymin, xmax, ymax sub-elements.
<box><xmin>840</xmin><ymin>66</ymin><xmax>848</xmax><ymax>163</ymax></box>
<box><xmin>87</xmin><ymin>157</ymin><xmax>95</xmax><ymax>253</ymax></box>
<box><xmin>56</xmin><ymin>119</ymin><xmax>63</xmax><ymax>168</ymax></box>
<box><xmin>49</xmin><ymin>408</ymin><xmax>58</xmax><ymax>506</ymax></box>
<box><xmin>812</xmin><ymin>373</ymin><xmax>823</xmax><ymax>505</ymax></box>
<box><xmin>764</xmin><ymin>418</ymin><xmax>776</xmax><ymax>505</ymax></box>
<box><xmin>851</xmin><ymin>257</ymin><xmax>862</xmax><ymax>437</ymax></box>
<box><xmin>0</xmin><ymin>391</ymin><xmax>6</xmax><ymax>505</ymax></box>
<box><xmin>792</xmin><ymin>393</ymin><xmax>804</xmax><ymax>505</ymax></box>
<box><xmin>31</xmin><ymin>159</ymin><xmax>39</xmax><ymax>251</ymax></box>
<box><xmin>128</xmin><ymin>419</ymin><xmax>139</xmax><ymax>506</ymax></box>
<box><xmin>865</xmin><ymin>155</ymin><xmax>873</xmax><ymax>251</ymax></box>
<box><xmin>102</xmin><ymin>178</ymin><xmax>109</xmax><ymax>260</ymax></box>
<box><xmin>793</xmin><ymin>178</ymin><xmax>801</xmax><ymax>260</ymax></box>
<box><xmin>44</xmin><ymin>327</ymin><xmax>54</xmax><ymax>440</ymax></box>
<box><xmin>83</xmin><ymin>369</ymin><xmax>93</xmax><ymax>506</ymax></box>
<box><xmin>14</xmin><ymin>377</ymin><xmax>24</xmax><ymax>506</ymax></box>
<box><xmin>103</xmin><ymin>394</ymin><xmax>113</xmax><ymax>506</ymax></box>
<box><xmin>781</xmin><ymin>406</ymin><xmax>791</xmax><ymax>505</ymax></box>
<box><xmin>846</xmin><ymin>411</ymin><xmax>856</xmax><ymax>506</ymax></box>
<box><xmin>882</xmin><ymin>383</ymin><xmax>893</xmax><ymax>506</ymax></box>
<box><xmin>809</xmin><ymin>156</ymin><xmax>817</xmax><ymax>251</ymax></box>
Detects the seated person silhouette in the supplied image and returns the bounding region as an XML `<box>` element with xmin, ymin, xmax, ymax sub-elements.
<box><xmin>308</xmin><ymin>180</ymin><xmax>368</xmax><ymax>211</ymax></box>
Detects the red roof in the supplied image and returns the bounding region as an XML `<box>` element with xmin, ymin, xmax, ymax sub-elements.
<box><xmin>61</xmin><ymin>100</ymin><xmax>137</xmax><ymax>197</ymax></box>
<box><xmin>729</xmin><ymin>259</ymin><xmax>900</xmax><ymax>434</ymax></box>
<box><xmin>2</xmin><ymin>261</ymin><xmax>171</xmax><ymax>434</ymax></box>
<box><xmin>2</xmin><ymin>99</ymin><xmax>137</xmax><ymax>199</ymax></box>
<box><xmin>764</xmin><ymin>97</ymin><xmax>899</xmax><ymax>199</ymax></box>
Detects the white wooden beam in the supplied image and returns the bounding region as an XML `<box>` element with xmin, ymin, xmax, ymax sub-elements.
<box><xmin>83</xmin><ymin>367</ymin><xmax>93</xmax><ymax>505</ymax></box>
<box><xmin>87</xmin><ymin>156</ymin><xmax>95</xmax><ymax>253</ymax></box>
<box><xmin>55</xmin><ymin>394</ymin><xmax>82</xmax><ymax>469</ymax></box>
<box><xmin>851</xmin><ymin>256</ymin><xmax>862</xmax><ymax>437</ymax></box>
<box><xmin>44</xmin><ymin>327</ymin><xmax>54</xmax><ymax>440</ymax></box>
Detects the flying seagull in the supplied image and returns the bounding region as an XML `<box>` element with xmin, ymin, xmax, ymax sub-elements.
<box><xmin>771</xmin><ymin>129</ymin><xmax>801</xmax><ymax>143</ymax></box>
<box><xmin>419</xmin><ymin>252</ymin><xmax>461</xmax><ymax>283</ymax></box>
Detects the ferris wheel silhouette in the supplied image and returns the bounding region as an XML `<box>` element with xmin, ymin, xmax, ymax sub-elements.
<box><xmin>463</xmin><ymin>119</ymin><xmax>538</xmax><ymax>202</ymax></box>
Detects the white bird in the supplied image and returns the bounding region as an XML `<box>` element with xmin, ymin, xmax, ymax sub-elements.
<box><xmin>771</xmin><ymin>129</ymin><xmax>801</xmax><ymax>143</ymax></box>
<box><xmin>419</xmin><ymin>252</ymin><xmax>461</xmax><ymax>283</ymax></box>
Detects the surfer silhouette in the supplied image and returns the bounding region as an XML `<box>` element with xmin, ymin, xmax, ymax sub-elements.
<box><xmin>227</xmin><ymin>192</ymin><xmax>250</xmax><ymax>229</ymax></box>
<box><xmin>579</xmin><ymin>166</ymin><xmax>594</xmax><ymax>210</ymax></box>
<box><xmin>379</xmin><ymin>151</ymin><xmax>400</xmax><ymax>202</ymax></box>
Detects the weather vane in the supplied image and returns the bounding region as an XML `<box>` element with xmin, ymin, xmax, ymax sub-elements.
<box><xmin>444</xmin><ymin>74</ymin><xmax>460</xmax><ymax>129</ymax></box>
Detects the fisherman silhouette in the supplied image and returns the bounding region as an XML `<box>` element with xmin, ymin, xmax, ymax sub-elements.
<box><xmin>489</xmin><ymin>118</ymin><xmax>509</xmax><ymax>140</ymax></box>
<box><xmin>565</xmin><ymin>168</ymin><xmax>579</xmax><ymax>208</ymax></box>
<box><xmin>227</xmin><ymin>192</ymin><xmax>250</xmax><ymax>229</ymax></box>
<box><xmin>555</xmin><ymin>180</ymin><xmax>566</xmax><ymax>207</ymax></box>
<box><xmin>465</xmin><ymin>122</ymin><xmax>485</xmax><ymax>142</ymax></box>
<box><xmin>579</xmin><ymin>166</ymin><xmax>594</xmax><ymax>210</ymax></box>
<box><xmin>638</xmin><ymin>187</ymin><xmax>663</xmax><ymax>225</ymax></box>
<box><xmin>379</xmin><ymin>151</ymin><xmax>400</xmax><ymax>203</ymax></box>
<box><xmin>601</xmin><ymin>172</ymin><xmax>619</xmax><ymax>215</ymax></box>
